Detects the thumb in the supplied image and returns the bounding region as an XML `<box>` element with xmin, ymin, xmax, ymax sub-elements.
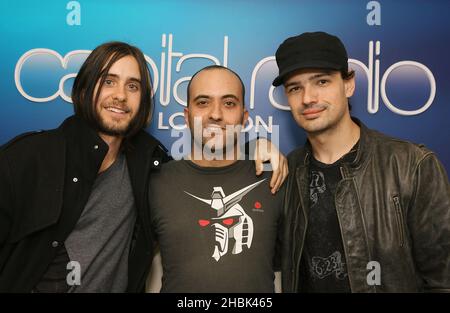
<box><xmin>255</xmin><ymin>158</ymin><xmax>263</xmax><ymax>176</ymax></box>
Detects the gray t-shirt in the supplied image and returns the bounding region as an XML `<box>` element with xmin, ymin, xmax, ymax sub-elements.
<box><xmin>149</xmin><ymin>160</ymin><xmax>283</xmax><ymax>293</ymax></box>
<box><xmin>65</xmin><ymin>153</ymin><xmax>136</xmax><ymax>292</ymax></box>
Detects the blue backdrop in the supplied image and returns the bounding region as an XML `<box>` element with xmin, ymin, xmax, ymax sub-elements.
<box><xmin>1</xmin><ymin>0</ymin><xmax>449</xmax><ymax>172</ymax></box>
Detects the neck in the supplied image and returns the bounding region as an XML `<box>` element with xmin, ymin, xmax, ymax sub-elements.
<box><xmin>189</xmin><ymin>143</ymin><xmax>240</xmax><ymax>168</ymax></box>
<box><xmin>308</xmin><ymin>115</ymin><xmax>360</xmax><ymax>164</ymax></box>
<box><xmin>98</xmin><ymin>133</ymin><xmax>123</xmax><ymax>173</ymax></box>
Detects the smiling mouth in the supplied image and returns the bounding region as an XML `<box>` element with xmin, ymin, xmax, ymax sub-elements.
<box><xmin>302</xmin><ymin>107</ymin><xmax>326</xmax><ymax>116</ymax></box>
<box><xmin>204</xmin><ymin>125</ymin><xmax>225</xmax><ymax>132</ymax></box>
<box><xmin>104</xmin><ymin>106</ymin><xmax>130</xmax><ymax>114</ymax></box>
<box><xmin>202</xmin><ymin>126</ymin><xmax>226</xmax><ymax>140</ymax></box>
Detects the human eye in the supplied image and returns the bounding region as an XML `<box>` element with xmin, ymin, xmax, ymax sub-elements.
<box><xmin>103</xmin><ymin>79</ymin><xmax>114</xmax><ymax>86</ymax></box>
<box><xmin>317</xmin><ymin>79</ymin><xmax>330</xmax><ymax>86</ymax></box>
<box><xmin>196</xmin><ymin>99</ymin><xmax>208</xmax><ymax>106</ymax></box>
<box><xmin>224</xmin><ymin>100</ymin><xmax>236</xmax><ymax>107</ymax></box>
<box><xmin>128</xmin><ymin>82</ymin><xmax>140</xmax><ymax>92</ymax></box>
<box><xmin>287</xmin><ymin>86</ymin><xmax>300</xmax><ymax>94</ymax></box>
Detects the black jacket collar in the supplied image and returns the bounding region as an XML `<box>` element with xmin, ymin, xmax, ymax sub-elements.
<box><xmin>58</xmin><ymin>115</ymin><xmax>161</xmax><ymax>170</ymax></box>
<box><xmin>59</xmin><ymin>115</ymin><xmax>109</xmax><ymax>180</ymax></box>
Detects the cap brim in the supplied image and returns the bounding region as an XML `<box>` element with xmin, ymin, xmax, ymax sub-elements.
<box><xmin>272</xmin><ymin>61</ymin><xmax>344</xmax><ymax>87</ymax></box>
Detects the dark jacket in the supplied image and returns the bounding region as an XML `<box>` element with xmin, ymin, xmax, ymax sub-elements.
<box><xmin>0</xmin><ymin>116</ymin><xmax>168</xmax><ymax>292</ymax></box>
<box><xmin>282</xmin><ymin>119</ymin><xmax>450</xmax><ymax>292</ymax></box>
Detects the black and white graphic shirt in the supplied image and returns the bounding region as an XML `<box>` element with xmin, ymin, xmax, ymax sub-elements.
<box><xmin>149</xmin><ymin>160</ymin><xmax>283</xmax><ymax>293</ymax></box>
<box><xmin>299</xmin><ymin>146</ymin><xmax>358</xmax><ymax>293</ymax></box>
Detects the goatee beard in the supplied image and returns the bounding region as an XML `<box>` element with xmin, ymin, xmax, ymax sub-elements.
<box><xmin>95</xmin><ymin>115</ymin><xmax>133</xmax><ymax>137</ymax></box>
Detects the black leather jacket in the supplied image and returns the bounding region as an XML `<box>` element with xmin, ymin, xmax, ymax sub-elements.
<box><xmin>281</xmin><ymin>119</ymin><xmax>450</xmax><ymax>292</ymax></box>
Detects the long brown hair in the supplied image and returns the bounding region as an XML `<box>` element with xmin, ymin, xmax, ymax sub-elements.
<box><xmin>71</xmin><ymin>41</ymin><xmax>153</xmax><ymax>138</ymax></box>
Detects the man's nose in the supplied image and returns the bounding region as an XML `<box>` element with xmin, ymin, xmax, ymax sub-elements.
<box><xmin>209</xmin><ymin>102</ymin><xmax>223</xmax><ymax>121</ymax></box>
<box><xmin>112</xmin><ymin>84</ymin><xmax>127</xmax><ymax>102</ymax></box>
<box><xmin>302</xmin><ymin>85</ymin><xmax>318</xmax><ymax>105</ymax></box>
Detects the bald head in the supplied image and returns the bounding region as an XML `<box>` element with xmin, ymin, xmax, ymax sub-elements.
<box><xmin>186</xmin><ymin>65</ymin><xmax>245</xmax><ymax>107</ymax></box>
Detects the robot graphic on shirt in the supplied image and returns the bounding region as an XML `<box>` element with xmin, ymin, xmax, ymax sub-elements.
<box><xmin>185</xmin><ymin>179</ymin><xmax>265</xmax><ymax>261</ymax></box>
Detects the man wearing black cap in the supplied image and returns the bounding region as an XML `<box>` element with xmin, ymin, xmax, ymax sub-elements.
<box><xmin>275</xmin><ymin>31</ymin><xmax>450</xmax><ymax>292</ymax></box>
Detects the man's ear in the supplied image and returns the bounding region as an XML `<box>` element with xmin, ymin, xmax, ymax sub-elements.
<box><xmin>184</xmin><ymin>108</ymin><xmax>190</xmax><ymax>129</ymax></box>
<box><xmin>242</xmin><ymin>109</ymin><xmax>249</xmax><ymax>127</ymax></box>
<box><xmin>344</xmin><ymin>76</ymin><xmax>356</xmax><ymax>98</ymax></box>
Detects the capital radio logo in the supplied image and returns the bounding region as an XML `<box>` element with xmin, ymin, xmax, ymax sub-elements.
<box><xmin>15</xmin><ymin>34</ymin><xmax>436</xmax><ymax>126</ymax></box>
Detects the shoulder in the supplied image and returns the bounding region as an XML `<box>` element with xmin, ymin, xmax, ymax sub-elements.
<box><xmin>131</xmin><ymin>131</ymin><xmax>165</xmax><ymax>154</ymax></box>
<box><xmin>160</xmin><ymin>159</ymin><xmax>186</xmax><ymax>173</ymax></box>
<box><xmin>367</xmin><ymin>128</ymin><xmax>433</xmax><ymax>161</ymax></box>
<box><xmin>149</xmin><ymin>159</ymin><xmax>186</xmax><ymax>188</ymax></box>
<box><xmin>287</xmin><ymin>146</ymin><xmax>306</xmax><ymax>161</ymax></box>
<box><xmin>287</xmin><ymin>146</ymin><xmax>307</xmax><ymax>170</ymax></box>
<box><xmin>1</xmin><ymin>129</ymin><xmax>61</xmax><ymax>157</ymax></box>
<box><xmin>129</xmin><ymin>131</ymin><xmax>172</xmax><ymax>166</ymax></box>
<box><xmin>148</xmin><ymin>160</ymin><xmax>192</xmax><ymax>208</ymax></box>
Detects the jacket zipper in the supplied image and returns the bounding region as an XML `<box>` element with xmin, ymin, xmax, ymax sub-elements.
<box><xmin>393</xmin><ymin>195</ymin><xmax>405</xmax><ymax>247</ymax></box>
<box><xmin>336</xmin><ymin>166</ymin><xmax>356</xmax><ymax>292</ymax></box>
<box><xmin>292</xmin><ymin>162</ymin><xmax>309</xmax><ymax>292</ymax></box>
<box><xmin>291</xmin><ymin>202</ymin><xmax>300</xmax><ymax>292</ymax></box>
<box><xmin>292</xmin><ymin>173</ymin><xmax>304</xmax><ymax>292</ymax></box>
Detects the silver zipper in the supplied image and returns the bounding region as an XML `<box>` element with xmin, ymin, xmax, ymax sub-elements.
<box><xmin>393</xmin><ymin>195</ymin><xmax>405</xmax><ymax>247</ymax></box>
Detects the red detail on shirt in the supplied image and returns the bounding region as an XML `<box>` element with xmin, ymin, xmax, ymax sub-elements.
<box><xmin>222</xmin><ymin>218</ymin><xmax>234</xmax><ymax>226</ymax></box>
<box><xmin>254</xmin><ymin>201</ymin><xmax>262</xmax><ymax>209</ymax></box>
<box><xmin>198</xmin><ymin>219</ymin><xmax>210</xmax><ymax>227</ymax></box>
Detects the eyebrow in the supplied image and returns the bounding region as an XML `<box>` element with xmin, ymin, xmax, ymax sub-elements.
<box><xmin>193</xmin><ymin>94</ymin><xmax>241</xmax><ymax>102</ymax></box>
<box><xmin>221</xmin><ymin>94</ymin><xmax>240</xmax><ymax>101</ymax></box>
<box><xmin>284</xmin><ymin>72</ymin><xmax>332</xmax><ymax>88</ymax></box>
<box><xmin>105</xmin><ymin>73</ymin><xmax>141</xmax><ymax>84</ymax></box>
<box><xmin>309</xmin><ymin>73</ymin><xmax>332</xmax><ymax>80</ymax></box>
<box><xmin>193</xmin><ymin>94</ymin><xmax>211</xmax><ymax>102</ymax></box>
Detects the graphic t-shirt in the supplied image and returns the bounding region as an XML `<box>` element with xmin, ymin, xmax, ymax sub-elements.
<box><xmin>149</xmin><ymin>160</ymin><xmax>283</xmax><ymax>293</ymax></box>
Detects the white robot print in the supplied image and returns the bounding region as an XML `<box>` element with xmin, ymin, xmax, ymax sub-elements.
<box><xmin>185</xmin><ymin>179</ymin><xmax>265</xmax><ymax>261</ymax></box>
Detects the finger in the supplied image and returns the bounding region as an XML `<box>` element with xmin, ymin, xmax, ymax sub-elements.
<box><xmin>269</xmin><ymin>151</ymin><xmax>281</xmax><ymax>187</ymax></box>
<box><xmin>273</xmin><ymin>161</ymin><xmax>288</xmax><ymax>193</ymax></box>
<box><xmin>284</xmin><ymin>161</ymin><xmax>289</xmax><ymax>179</ymax></box>
<box><xmin>272</xmin><ymin>169</ymin><xmax>283</xmax><ymax>194</ymax></box>
<box><xmin>270</xmin><ymin>160</ymin><xmax>283</xmax><ymax>192</ymax></box>
<box><xmin>255</xmin><ymin>159</ymin><xmax>263</xmax><ymax>176</ymax></box>
<box><xmin>270</xmin><ymin>151</ymin><xmax>280</xmax><ymax>172</ymax></box>
<box><xmin>270</xmin><ymin>166</ymin><xmax>279</xmax><ymax>189</ymax></box>
<box><xmin>280</xmin><ymin>157</ymin><xmax>289</xmax><ymax>183</ymax></box>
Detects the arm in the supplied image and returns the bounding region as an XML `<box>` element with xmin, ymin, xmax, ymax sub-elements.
<box><xmin>146</xmin><ymin>248</ymin><xmax>163</xmax><ymax>293</ymax></box>
<box><xmin>408</xmin><ymin>152</ymin><xmax>450</xmax><ymax>292</ymax></box>
<box><xmin>274</xmin><ymin>271</ymin><xmax>282</xmax><ymax>293</ymax></box>
<box><xmin>253</xmin><ymin>138</ymin><xmax>289</xmax><ymax>194</ymax></box>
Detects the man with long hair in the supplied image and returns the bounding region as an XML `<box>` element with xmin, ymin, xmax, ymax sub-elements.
<box><xmin>0</xmin><ymin>41</ymin><xmax>287</xmax><ymax>292</ymax></box>
<box><xmin>0</xmin><ymin>41</ymin><xmax>165</xmax><ymax>292</ymax></box>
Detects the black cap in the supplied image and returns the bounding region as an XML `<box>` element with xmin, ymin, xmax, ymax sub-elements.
<box><xmin>272</xmin><ymin>31</ymin><xmax>348</xmax><ymax>86</ymax></box>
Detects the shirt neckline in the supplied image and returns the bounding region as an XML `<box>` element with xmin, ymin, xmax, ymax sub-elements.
<box><xmin>182</xmin><ymin>159</ymin><xmax>249</xmax><ymax>174</ymax></box>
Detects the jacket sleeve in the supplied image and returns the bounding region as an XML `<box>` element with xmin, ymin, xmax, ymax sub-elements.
<box><xmin>0</xmin><ymin>151</ymin><xmax>13</xmax><ymax>247</ymax></box>
<box><xmin>408</xmin><ymin>152</ymin><xmax>450</xmax><ymax>292</ymax></box>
